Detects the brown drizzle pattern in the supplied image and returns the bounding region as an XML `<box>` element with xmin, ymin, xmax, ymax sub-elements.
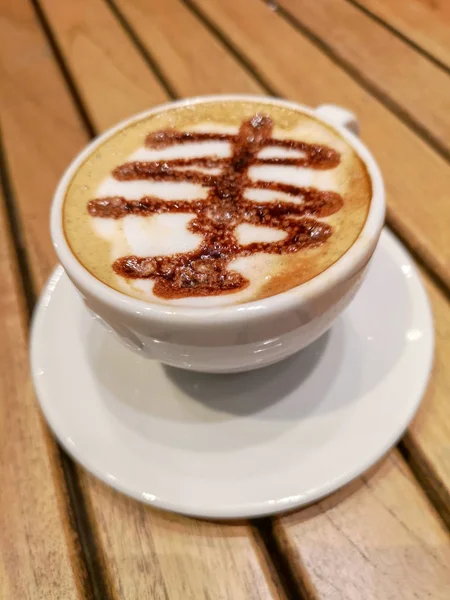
<box><xmin>88</xmin><ymin>114</ymin><xmax>343</xmax><ymax>299</ymax></box>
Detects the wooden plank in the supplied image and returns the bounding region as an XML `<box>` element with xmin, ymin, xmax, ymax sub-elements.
<box><xmin>274</xmin><ymin>452</ymin><xmax>450</xmax><ymax>599</ymax></box>
<box><xmin>359</xmin><ymin>0</ymin><xmax>450</xmax><ymax>70</ymax></box>
<box><xmin>277</xmin><ymin>0</ymin><xmax>450</xmax><ymax>156</ymax></box>
<box><xmin>0</xmin><ymin>188</ymin><xmax>83</xmax><ymax>597</ymax></box>
<box><xmin>37</xmin><ymin>0</ymin><xmax>168</xmax><ymax>131</ymax></box>
<box><xmin>190</xmin><ymin>0</ymin><xmax>450</xmax><ymax>294</ymax></box>
<box><xmin>113</xmin><ymin>0</ymin><xmax>262</xmax><ymax>96</ymax></box>
<box><xmin>0</xmin><ymin>1</ymin><xmax>286</xmax><ymax>598</ymax></box>
<box><xmin>77</xmin><ymin>481</ymin><xmax>284</xmax><ymax>600</ymax></box>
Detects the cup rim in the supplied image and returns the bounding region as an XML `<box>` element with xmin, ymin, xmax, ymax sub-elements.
<box><xmin>51</xmin><ymin>94</ymin><xmax>385</xmax><ymax>324</ymax></box>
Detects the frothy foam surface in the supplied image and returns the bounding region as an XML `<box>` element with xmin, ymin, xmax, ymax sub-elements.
<box><xmin>63</xmin><ymin>100</ymin><xmax>371</xmax><ymax>307</ymax></box>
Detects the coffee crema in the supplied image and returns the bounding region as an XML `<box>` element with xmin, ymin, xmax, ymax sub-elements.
<box><xmin>63</xmin><ymin>100</ymin><xmax>371</xmax><ymax>307</ymax></box>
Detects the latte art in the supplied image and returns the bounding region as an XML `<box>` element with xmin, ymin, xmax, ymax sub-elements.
<box><xmin>88</xmin><ymin>114</ymin><xmax>343</xmax><ymax>299</ymax></box>
<box><xmin>63</xmin><ymin>100</ymin><xmax>371</xmax><ymax>306</ymax></box>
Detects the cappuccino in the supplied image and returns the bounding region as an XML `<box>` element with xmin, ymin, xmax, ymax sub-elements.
<box><xmin>63</xmin><ymin>100</ymin><xmax>371</xmax><ymax>307</ymax></box>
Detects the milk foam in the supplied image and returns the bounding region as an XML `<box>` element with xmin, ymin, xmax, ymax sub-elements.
<box><xmin>90</xmin><ymin>123</ymin><xmax>343</xmax><ymax>306</ymax></box>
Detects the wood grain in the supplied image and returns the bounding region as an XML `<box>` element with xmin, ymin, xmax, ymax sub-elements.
<box><xmin>38</xmin><ymin>0</ymin><xmax>168</xmax><ymax>131</ymax></box>
<box><xmin>190</xmin><ymin>0</ymin><xmax>450</xmax><ymax>292</ymax></box>
<box><xmin>0</xmin><ymin>188</ymin><xmax>83</xmax><ymax>597</ymax></box>
<box><xmin>359</xmin><ymin>0</ymin><xmax>450</xmax><ymax>69</ymax></box>
<box><xmin>274</xmin><ymin>452</ymin><xmax>450</xmax><ymax>599</ymax></box>
<box><xmin>277</xmin><ymin>0</ymin><xmax>450</xmax><ymax>155</ymax></box>
<box><xmin>112</xmin><ymin>0</ymin><xmax>262</xmax><ymax>97</ymax></box>
<box><xmin>0</xmin><ymin>1</ymin><xmax>286</xmax><ymax>598</ymax></box>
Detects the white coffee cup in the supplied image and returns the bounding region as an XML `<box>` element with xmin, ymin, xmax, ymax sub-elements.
<box><xmin>51</xmin><ymin>95</ymin><xmax>385</xmax><ymax>373</ymax></box>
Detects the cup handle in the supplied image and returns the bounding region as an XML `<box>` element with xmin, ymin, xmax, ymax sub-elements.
<box><xmin>315</xmin><ymin>104</ymin><xmax>359</xmax><ymax>137</ymax></box>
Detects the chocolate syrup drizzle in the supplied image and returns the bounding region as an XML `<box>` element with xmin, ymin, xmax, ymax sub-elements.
<box><xmin>88</xmin><ymin>114</ymin><xmax>343</xmax><ymax>299</ymax></box>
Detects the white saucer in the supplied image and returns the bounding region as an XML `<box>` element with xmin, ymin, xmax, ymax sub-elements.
<box><xmin>31</xmin><ymin>230</ymin><xmax>433</xmax><ymax>519</ymax></box>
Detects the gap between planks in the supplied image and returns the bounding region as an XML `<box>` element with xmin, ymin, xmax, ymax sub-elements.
<box><xmin>346</xmin><ymin>0</ymin><xmax>450</xmax><ymax>75</ymax></box>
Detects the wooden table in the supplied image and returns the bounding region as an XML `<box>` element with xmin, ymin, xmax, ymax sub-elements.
<box><xmin>1</xmin><ymin>1</ymin><xmax>450</xmax><ymax>598</ymax></box>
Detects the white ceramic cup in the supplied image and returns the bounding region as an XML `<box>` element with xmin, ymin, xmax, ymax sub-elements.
<box><xmin>51</xmin><ymin>95</ymin><xmax>385</xmax><ymax>373</ymax></box>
